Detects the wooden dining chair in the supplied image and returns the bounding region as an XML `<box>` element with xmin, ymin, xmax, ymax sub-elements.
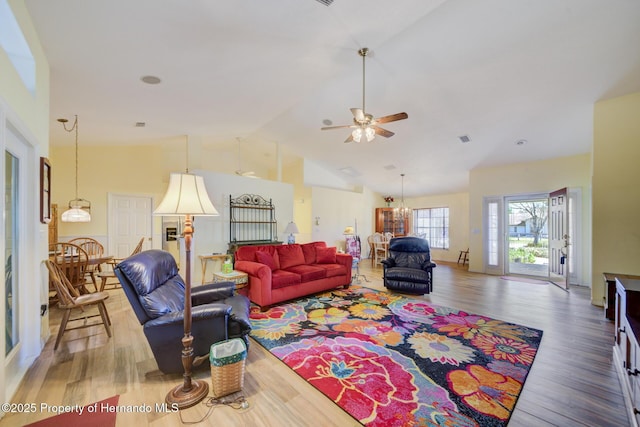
<box><xmin>458</xmin><ymin>248</ymin><xmax>469</xmax><ymax>265</ymax></box>
<box><xmin>44</xmin><ymin>259</ymin><xmax>112</xmax><ymax>350</ymax></box>
<box><xmin>366</xmin><ymin>234</ymin><xmax>375</xmax><ymax>264</ymax></box>
<box><xmin>49</xmin><ymin>242</ymin><xmax>89</xmax><ymax>296</ymax></box>
<box><xmin>98</xmin><ymin>237</ymin><xmax>145</xmax><ymax>291</ymax></box>
<box><xmin>69</xmin><ymin>237</ymin><xmax>105</xmax><ymax>290</ymax></box>
<box><xmin>373</xmin><ymin>233</ymin><xmax>388</xmax><ymax>267</ymax></box>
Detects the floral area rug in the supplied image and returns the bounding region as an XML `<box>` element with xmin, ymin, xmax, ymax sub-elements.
<box><xmin>249</xmin><ymin>285</ymin><xmax>543</xmax><ymax>427</ymax></box>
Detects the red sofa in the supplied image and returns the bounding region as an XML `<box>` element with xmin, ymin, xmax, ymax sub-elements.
<box><xmin>234</xmin><ymin>242</ymin><xmax>352</xmax><ymax>309</ymax></box>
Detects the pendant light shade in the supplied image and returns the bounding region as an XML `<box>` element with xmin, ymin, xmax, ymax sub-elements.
<box><xmin>58</xmin><ymin>115</ymin><xmax>91</xmax><ymax>222</ymax></box>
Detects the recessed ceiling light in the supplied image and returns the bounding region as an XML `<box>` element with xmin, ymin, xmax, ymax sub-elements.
<box><xmin>141</xmin><ymin>75</ymin><xmax>161</xmax><ymax>85</ymax></box>
<box><xmin>515</xmin><ymin>139</ymin><xmax>527</xmax><ymax>146</ymax></box>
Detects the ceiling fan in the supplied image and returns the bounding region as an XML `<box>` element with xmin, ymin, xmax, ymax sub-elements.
<box><xmin>235</xmin><ymin>137</ymin><xmax>259</xmax><ymax>178</ymax></box>
<box><xmin>321</xmin><ymin>47</ymin><xmax>408</xmax><ymax>143</ymax></box>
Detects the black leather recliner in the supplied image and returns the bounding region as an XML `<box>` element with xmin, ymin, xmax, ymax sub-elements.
<box><xmin>114</xmin><ymin>249</ymin><xmax>251</xmax><ymax>374</ymax></box>
<box><xmin>381</xmin><ymin>237</ymin><xmax>436</xmax><ymax>294</ymax></box>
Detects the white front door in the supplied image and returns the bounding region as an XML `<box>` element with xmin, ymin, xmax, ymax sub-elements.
<box><xmin>108</xmin><ymin>194</ymin><xmax>152</xmax><ymax>258</ymax></box>
<box><xmin>549</xmin><ymin>188</ymin><xmax>568</xmax><ymax>290</ymax></box>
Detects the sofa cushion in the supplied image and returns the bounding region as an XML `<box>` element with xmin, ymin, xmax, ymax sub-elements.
<box><xmin>118</xmin><ymin>249</ymin><xmax>180</xmax><ymax>296</ymax></box>
<box><xmin>392</xmin><ymin>252</ymin><xmax>429</xmax><ymax>270</ymax></box>
<box><xmin>285</xmin><ymin>264</ymin><xmax>326</xmax><ymax>282</ymax></box>
<box><xmin>316</xmin><ymin>246</ymin><xmax>337</xmax><ymax>264</ymax></box>
<box><xmin>256</xmin><ymin>250</ymin><xmax>279</xmax><ymax>271</ymax></box>
<box><xmin>301</xmin><ymin>243</ymin><xmax>317</xmax><ymax>264</ymax></box>
<box><xmin>139</xmin><ymin>276</ymin><xmax>185</xmax><ymax>318</ymax></box>
<box><xmin>271</xmin><ymin>270</ymin><xmax>301</xmax><ymax>289</ymax></box>
<box><xmin>313</xmin><ymin>263</ymin><xmax>345</xmax><ymax>278</ymax></box>
<box><xmin>277</xmin><ymin>244</ymin><xmax>306</xmax><ymax>269</ymax></box>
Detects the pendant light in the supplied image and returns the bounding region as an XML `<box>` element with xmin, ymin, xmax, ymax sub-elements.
<box><xmin>394</xmin><ymin>173</ymin><xmax>411</xmax><ymax>219</ymax></box>
<box><xmin>58</xmin><ymin>115</ymin><xmax>91</xmax><ymax>222</ymax></box>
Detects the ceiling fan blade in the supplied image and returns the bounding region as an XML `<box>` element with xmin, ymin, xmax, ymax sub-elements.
<box><xmin>350</xmin><ymin>108</ymin><xmax>365</xmax><ymax>122</ymax></box>
<box><xmin>373</xmin><ymin>126</ymin><xmax>395</xmax><ymax>138</ymax></box>
<box><xmin>344</xmin><ymin>134</ymin><xmax>354</xmax><ymax>143</ymax></box>
<box><xmin>375</xmin><ymin>112</ymin><xmax>408</xmax><ymax>124</ymax></box>
<box><xmin>321</xmin><ymin>124</ymin><xmax>357</xmax><ymax>131</ymax></box>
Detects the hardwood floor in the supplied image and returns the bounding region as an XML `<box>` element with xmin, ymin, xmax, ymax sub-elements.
<box><xmin>1</xmin><ymin>261</ymin><xmax>629</xmax><ymax>426</ymax></box>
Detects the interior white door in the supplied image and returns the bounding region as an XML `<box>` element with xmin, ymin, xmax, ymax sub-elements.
<box><xmin>549</xmin><ymin>187</ymin><xmax>569</xmax><ymax>290</ymax></box>
<box><xmin>108</xmin><ymin>194</ymin><xmax>152</xmax><ymax>258</ymax></box>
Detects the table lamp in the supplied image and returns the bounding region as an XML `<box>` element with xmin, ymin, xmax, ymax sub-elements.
<box><xmin>154</xmin><ymin>172</ymin><xmax>219</xmax><ymax>409</ymax></box>
<box><xmin>284</xmin><ymin>221</ymin><xmax>299</xmax><ymax>244</ymax></box>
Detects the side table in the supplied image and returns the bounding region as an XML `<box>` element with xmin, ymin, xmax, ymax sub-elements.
<box><xmin>199</xmin><ymin>254</ymin><xmax>228</xmax><ymax>284</ymax></box>
<box><xmin>213</xmin><ymin>270</ymin><xmax>249</xmax><ymax>295</ymax></box>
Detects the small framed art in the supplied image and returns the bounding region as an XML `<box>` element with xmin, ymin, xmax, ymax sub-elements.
<box><xmin>40</xmin><ymin>157</ymin><xmax>51</xmax><ymax>224</ymax></box>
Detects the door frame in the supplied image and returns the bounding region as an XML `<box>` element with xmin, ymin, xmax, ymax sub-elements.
<box><xmin>483</xmin><ymin>189</ymin><xmax>582</xmax><ymax>286</ymax></box>
<box><xmin>1</xmin><ymin>105</ymin><xmax>40</xmax><ymax>404</ymax></box>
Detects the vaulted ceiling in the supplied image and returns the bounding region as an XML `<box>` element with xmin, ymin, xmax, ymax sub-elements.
<box><xmin>24</xmin><ymin>0</ymin><xmax>640</xmax><ymax>197</ymax></box>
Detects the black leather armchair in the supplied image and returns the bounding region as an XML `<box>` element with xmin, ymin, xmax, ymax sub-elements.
<box><xmin>114</xmin><ymin>249</ymin><xmax>251</xmax><ymax>374</ymax></box>
<box><xmin>381</xmin><ymin>237</ymin><xmax>436</xmax><ymax>295</ymax></box>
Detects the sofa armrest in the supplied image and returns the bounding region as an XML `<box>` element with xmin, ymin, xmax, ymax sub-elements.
<box><xmin>335</xmin><ymin>253</ymin><xmax>352</xmax><ymax>268</ymax></box>
<box><xmin>192</xmin><ymin>281</ymin><xmax>235</xmax><ymax>305</ymax></box>
<box><xmin>422</xmin><ymin>261</ymin><xmax>437</xmax><ymax>270</ymax></box>
<box><xmin>235</xmin><ymin>260</ymin><xmax>274</xmax><ymax>306</ymax></box>
<box><xmin>145</xmin><ymin>303</ymin><xmax>231</xmax><ymax>328</ymax></box>
<box><xmin>381</xmin><ymin>259</ymin><xmax>395</xmax><ymax>269</ymax></box>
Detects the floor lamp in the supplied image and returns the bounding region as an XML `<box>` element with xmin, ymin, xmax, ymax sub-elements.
<box><xmin>154</xmin><ymin>172</ymin><xmax>219</xmax><ymax>409</ymax></box>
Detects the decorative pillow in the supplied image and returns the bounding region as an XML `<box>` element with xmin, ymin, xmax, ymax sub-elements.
<box><xmin>256</xmin><ymin>251</ymin><xmax>278</xmax><ymax>271</ymax></box>
<box><xmin>277</xmin><ymin>244</ymin><xmax>306</xmax><ymax>269</ymax></box>
<box><xmin>316</xmin><ymin>246</ymin><xmax>337</xmax><ymax>264</ymax></box>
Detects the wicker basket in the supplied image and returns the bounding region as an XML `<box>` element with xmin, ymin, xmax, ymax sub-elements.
<box><xmin>210</xmin><ymin>338</ymin><xmax>247</xmax><ymax>398</ymax></box>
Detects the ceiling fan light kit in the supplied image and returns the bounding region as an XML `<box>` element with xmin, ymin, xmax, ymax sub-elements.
<box><xmin>321</xmin><ymin>47</ymin><xmax>408</xmax><ymax>143</ymax></box>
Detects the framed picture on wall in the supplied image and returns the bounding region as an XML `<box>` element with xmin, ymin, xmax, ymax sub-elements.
<box><xmin>40</xmin><ymin>157</ymin><xmax>51</xmax><ymax>224</ymax></box>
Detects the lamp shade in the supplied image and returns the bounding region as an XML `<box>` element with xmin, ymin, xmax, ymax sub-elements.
<box><xmin>343</xmin><ymin>226</ymin><xmax>355</xmax><ymax>235</ymax></box>
<box><xmin>154</xmin><ymin>173</ymin><xmax>219</xmax><ymax>216</ymax></box>
<box><xmin>61</xmin><ymin>207</ymin><xmax>91</xmax><ymax>222</ymax></box>
<box><xmin>283</xmin><ymin>221</ymin><xmax>299</xmax><ymax>234</ymax></box>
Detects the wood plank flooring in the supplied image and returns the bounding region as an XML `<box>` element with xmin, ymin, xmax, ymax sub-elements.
<box><xmin>0</xmin><ymin>261</ymin><xmax>629</xmax><ymax>426</ymax></box>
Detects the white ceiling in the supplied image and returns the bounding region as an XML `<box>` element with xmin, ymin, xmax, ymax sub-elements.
<box><xmin>23</xmin><ymin>0</ymin><xmax>640</xmax><ymax>197</ymax></box>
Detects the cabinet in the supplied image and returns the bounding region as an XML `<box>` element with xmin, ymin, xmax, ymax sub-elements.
<box><xmin>604</xmin><ymin>273</ymin><xmax>640</xmax><ymax>320</ymax></box>
<box><xmin>375</xmin><ymin>208</ymin><xmax>408</xmax><ymax>236</ymax></box>
<box><xmin>613</xmin><ymin>278</ymin><xmax>640</xmax><ymax>426</ymax></box>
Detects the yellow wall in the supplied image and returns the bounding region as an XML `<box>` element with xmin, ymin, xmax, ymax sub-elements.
<box><xmin>406</xmin><ymin>192</ymin><xmax>470</xmax><ymax>263</ymax></box>
<box><xmin>468</xmin><ymin>153</ymin><xmax>592</xmax><ymax>280</ymax></box>
<box><xmin>592</xmin><ymin>92</ymin><xmax>640</xmax><ymax>305</ymax></box>
<box><xmin>50</xmin><ymin>143</ymin><xmax>173</xmax><ymax>238</ymax></box>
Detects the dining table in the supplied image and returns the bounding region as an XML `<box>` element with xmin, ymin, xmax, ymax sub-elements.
<box><xmin>51</xmin><ymin>253</ymin><xmax>113</xmax><ymax>295</ymax></box>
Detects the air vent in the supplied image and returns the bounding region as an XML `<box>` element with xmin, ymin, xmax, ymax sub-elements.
<box><xmin>383</xmin><ymin>164</ymin><xmax>396</xmax><ymax>170</ymax></box>
<box><xmin>339</xmin><ymin>167</ymin><xmax>361</xmax><ymax>177</ymax></box>
<box><xmin>315</xmin><ymin>0</ymin><xmax>333</xmax><ymax>5</ymax></box>
<box><xmin>458</xmin><ymin>135</ymin><xmax>471</xmax><ymax>143</ymax></box>
<box><xmin>135</xmin><ymin>122</ymin><xmax>146</xmax><ymax>127</ymax></box>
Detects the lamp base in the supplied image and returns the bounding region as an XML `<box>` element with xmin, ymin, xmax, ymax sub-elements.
<box><xmin>165</xmin><ymin>379</ymin><xmax>209</xmax><ymax>410</ymax></box>
<box><xmin>287</xmin><ymin>234</ymin><xmax>295</xmax><ymax>244</ymax></box>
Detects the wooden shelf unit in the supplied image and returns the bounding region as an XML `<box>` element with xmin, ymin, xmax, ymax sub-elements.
<box><xmin>229</xmin><ymin>194</ymin><xmax>279</xmax><ymax>253</ymax></box>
